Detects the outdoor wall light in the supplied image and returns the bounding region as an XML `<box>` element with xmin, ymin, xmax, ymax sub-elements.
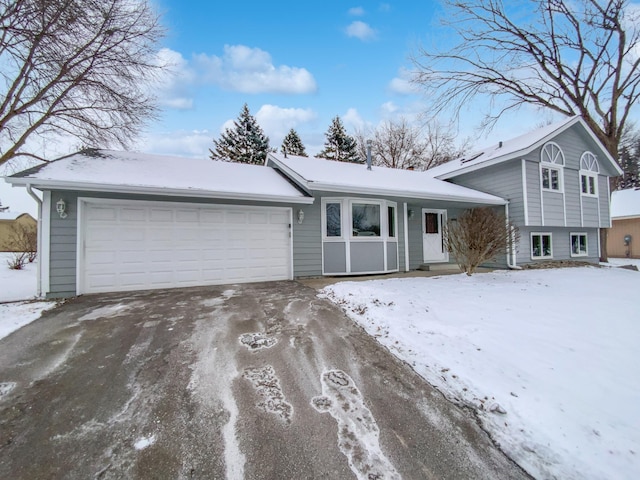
<box><xmin>56</xmin><ymin>198</ymin><xmax>67</xmax><ymax>219</ymax></box>
<box><xmin>408</xmin><ymin>208</ymin><xmax>415</xmax><ymax>219</ymax></box>
<box><xmin>297</xmin><ymin>209</ymin><xmax>305</xmax><ymax>224</ymax></box>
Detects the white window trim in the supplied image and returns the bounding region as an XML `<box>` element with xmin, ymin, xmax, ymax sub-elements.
<box><xmin>570</xmin><ymin>232</ymin><xmax>588</xmax><ymax>257</ymax></box>
<box><xmin>540</xmin><ymin>164</ymin><xmax>564</xmax><ymax>193</ymax></box>
<box><xmin>320</xmin><ymin>197</ymin><xmax>399</xmax><ymax>275</ymax></box>
<box><xmin>530</xmin><ymin>232</ymin><xmax>553</xmax><ymax>260</ymax></box>
<box><xmin>349</xmin><ymin>199</ymin><xmax>385</xmax><ymax>241</ymax></box>
<box><xmin>321</xmin><ymin>199</ymin><xmax>344</xmax><ymax>241</ymax></box>
<box><xmin>540</xmin><ymin>141</ymin><xmax>565</xmax><ymax>194</ymax></box>
<box><xmin>580</xmin><ymin>151</ymin><xmax>599</xmax><ymax>173</ymax></box>
<box><xmin>579</xmin><ymin>171</ymin><xmax>598</xmax><ymax>197</ymax></box>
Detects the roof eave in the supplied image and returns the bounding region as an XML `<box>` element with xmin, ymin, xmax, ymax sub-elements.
<box><xmin>307</xmin><ymin>182</ymin><xmax>507</xmax><ymax>205</ymax></box>
<box><xmin>5</xmin><ymin>177</ymin><xmax>314</xmax><ymax>205</ymax></box>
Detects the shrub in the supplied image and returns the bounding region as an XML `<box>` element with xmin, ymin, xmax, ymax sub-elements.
<box><xmin>3</xmin><ymin>223</ymin><xmax>37</xmax><ymax>262</ymax></box>
<box><xmin>445</xmin><ymin>207</ymin><xmax>520</xmax><ymax>275</ymax></box>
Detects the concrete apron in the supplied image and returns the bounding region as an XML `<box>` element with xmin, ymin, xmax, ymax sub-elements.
<box><xmin>0</xmin><ymin>281</ymin><xmax>526</xmax><ymax>479</ymax></box>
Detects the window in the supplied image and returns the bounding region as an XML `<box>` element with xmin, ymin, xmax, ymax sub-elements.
<box><xmin>541</xmin><ymin>166</ymin><xmax>561</xmax><ymax>191</ymax></box>
<box><xmin>531</xmin><ymin>233</ymin><xmax>552</xmax><ymax>259</ymax></box>
<box><xmin>579</xmin><ymin>152</ymin><xmax>599</xmax><ymax>197</ymax></box>
<box><xmin>325</xmin><ymin>202</ymin><xmax>341</xmax><ymax>237</ymax></box>
<box><xmin>352</xmin><ymin>203</ymin><xmax>380</xmax><ymax>236</ymax></box>
<box><xmin>425</xmin><ymin>212</ymin><xmax>439</xmax><ymax>234</ymax></box>
<box><xmin>570</xmin><ymin>233</ymin><xmax>588</xmax><ymax>257</ymax></box>
<box><xmin>540</xmin><ymin>142</ymin><xmax>564</xmax><ymax>192</ymax></box>
<box><xmin>387</xmin><ymin>205</ymin><xmax>396</xmax><ymax>238</ymax></box>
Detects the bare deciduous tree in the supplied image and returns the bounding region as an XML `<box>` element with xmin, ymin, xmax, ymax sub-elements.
<box><xmin>0</xmin><ymin>0</ymin><xmax>165</xmax><ymax>167</ymax></box>
<box><xmin>412</xmin><ymin>0</ymin><xmax>640</xmax><ymax>160</ymax></box>
<box><xmin>3</xmin><ymin>222</ymin><xmax>37</xmax><ymax>269</ymax></box>
<box><xmin>355</xmin><ymin>118</ymin><xmax>469</xmax><ymax>170</ymax></box>
<box><xmin>445</xmin><ymin>208</ymin><xmax>520</xmax><ymax>275</ymax></box>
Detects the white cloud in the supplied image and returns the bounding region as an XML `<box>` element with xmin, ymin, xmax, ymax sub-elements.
<box><xmin>137</xmin><ymin>129</ymin><xmax>213</xmax><ymax>159</ymax></box>
<box><xmin>194</xmin><ymin>45</ymin><xmax>317</xmax><ymax>94</ymax></box>
<box><xmin>379</xmin><ymin>3</ymin><xmax>391</xmax><ymax>12</ymax></box>
<box><xmin>343</xmin><ymin>108</ymin><xmax>368</xmax><ymax>131</ymax></box>
<box><xmin>388</xmin><ymin>68</ymin><xmax>420</xmax><ymax>95</ymax></box>
<box><xmin>345</xmin><ymin>21</ymin><xmax>377</xmax><ymax>41</ymax></box>
<box><xmin>380</xmin><ymin>101</ymin><xmax>398</xmax><ymax>115</ymax></box>
<box><xmin>255</xmin><ymin>105</ymin><xmax>317</xmax><ymax>144</ymax></box>
<box><xmin>154</xmin><ymin>48</ymin><xmax>196</xmax><ymax>110</ymax></box>
<box><xmin>348</xmin><ymin>6</ymin><xmax>365</xmax><ymax>16</ymax></box>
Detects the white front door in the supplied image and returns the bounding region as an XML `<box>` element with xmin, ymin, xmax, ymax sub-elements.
<box><xmin>422</xmin><ymin>209</ymin><xmax>448</xmax><ymax>263</ymax></box>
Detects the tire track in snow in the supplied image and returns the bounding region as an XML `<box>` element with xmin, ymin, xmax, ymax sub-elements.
<box><xmin>312</xmin><ymin>369</ymin><xmax>401</xmax><ymax>480</ymax></box>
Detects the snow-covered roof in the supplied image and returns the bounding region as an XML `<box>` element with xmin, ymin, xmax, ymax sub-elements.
<box><xmin>5</xmin><ymin>149</ymin><xmax>312</xmax><ymax>204</ymax></box>
<box><xmin>611</xmin><ymin>188</ymin><xmax>640</xmax><ymax>219</ymax></box>
<box><xmin>268</xmin><ymin>153</ymin><xmax>506</xmax><ymax>205</ymax></box>
<box><xmin>427</xmin><ymin>116</ymin><xmax>623</xmax><ymax>179</ymax></box>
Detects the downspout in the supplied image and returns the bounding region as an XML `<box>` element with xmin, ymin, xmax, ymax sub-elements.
<box><xmin>26</xmin><ymin>184</ymin><xmax>43</xmax><ymax>297</ymax></box>
<box><xmin>505</xmin><ymin>202</ymin><xmax>521</xmax><ymax>270</ymax></box>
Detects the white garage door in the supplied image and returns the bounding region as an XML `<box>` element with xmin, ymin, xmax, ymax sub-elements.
<box><xmin>79</xmin><ymin>200</ymin><xmax>292</xmax><ymax>294</ymax></box>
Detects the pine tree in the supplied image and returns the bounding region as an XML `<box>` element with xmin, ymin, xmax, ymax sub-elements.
<box><xmin>318</xmin><ymin>116</ymin><xmax>360</xmax><ymax>163</ymax></box>
<box><xmin>209</xmin><ymin>104</ymin><xmax>270</xmax><ymax>165</ymax></box>
<box><xmin>617</xmin><ymin>140</ymin><xmax>640</xmax><ymax>189</ymax></box>
<box><xmin>280</xmin><ymin>129</ymin><xmax>308</xmax><ymax>157</ymax></box>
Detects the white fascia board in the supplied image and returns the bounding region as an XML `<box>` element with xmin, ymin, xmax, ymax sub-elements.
<box><xmin>612</xmin><ymin>215</ymin><xmax>640</xmax><ymax>220</ymax></box>
<box><xmin>436</xmin><ymin>117</ymin><xmax>622</xmax><ymax>179</ymax></box>
<box><xmin>5</xmin><ymin>178</ymin><xmax>314</xmax><ymax>204</ymax></box>
<box><xmin>307</xmin><ymin>182</ymin><xmax>507</xmax><ymax>205</ymax></box>
<box><xmin>266</xmin><ymin>154</ymin><xmax>313</xmax><ymax>194</ymax></box>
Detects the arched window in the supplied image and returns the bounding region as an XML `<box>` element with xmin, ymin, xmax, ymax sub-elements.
<box><xmin>579</xmin><ymin>152</ymin><xmax>598</xmax><ymax>196</ymax></box>
<box><xmin>540</xmin><ymin>142</ymin><xmax>564</xmax><ymax>192</ymax></box>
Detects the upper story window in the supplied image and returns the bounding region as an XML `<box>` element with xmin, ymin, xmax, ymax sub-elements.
<box><xmin>579</xmin><ymin>152</ymin><xmax>599</xmax><ymax>197</ymax></box>
<box><xmin>540</xmin><ymin>142</ymin><xmax>565</xmax><ymax>192</ymax></box>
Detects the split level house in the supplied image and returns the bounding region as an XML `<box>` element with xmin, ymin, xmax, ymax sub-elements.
<box><xmin>4</xmin><ymin>115</ymin><xmax>622</xmax><ymax>298</ymax></box>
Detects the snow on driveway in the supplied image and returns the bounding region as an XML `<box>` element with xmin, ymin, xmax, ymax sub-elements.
<box><xmin>322</xmin><ymin>266</ymin><xmax>640</xmax><ymax>480</ymax></box>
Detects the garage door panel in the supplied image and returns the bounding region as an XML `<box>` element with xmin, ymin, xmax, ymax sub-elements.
<box><xmin>81</xmin><ymin>202</ymin><xmax>291</xmax><ymax>293</ymax></box>
<box><xmin>149</xmin><ymin>209</ymin><xmax>173</xmax><ymax>222</ymax></box>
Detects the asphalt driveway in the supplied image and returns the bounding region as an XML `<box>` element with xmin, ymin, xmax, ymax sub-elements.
<box><xmin>0</xmin><ymin>281</ymin><xmax>529</xmax><ymax>479</ymax></box>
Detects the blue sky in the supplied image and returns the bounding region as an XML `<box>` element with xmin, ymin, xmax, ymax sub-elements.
<box><xmin>143</xmin><ymin>0</ymin><xmax>451</xmax><ymax>157</ymax></box>
<box><xmin>1</xmin><ymin>0</ymin><xmax>568</xmax><ymax>213</ymax></box>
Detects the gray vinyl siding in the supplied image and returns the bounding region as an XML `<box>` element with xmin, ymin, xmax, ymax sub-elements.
<box><xmin>542</xmin><ymin>192</ymin><xmax>565</xmax><ymax>226</ymax></box>
<box><xmin>45</xmin><ymin>190</ymin><xmax>319</xmax><ymax>298</ymax></box>
<box><xmin>451</xmin><ymin>161</ymin><xmax>525</xmax><ymax>224</ymax></box>
<box><xmin>517</xmin><ymin>227</ymin><xmax>600</xmax><ymax>265</ymax></box>
<box><xmin>350</xmin><ymin>242</ymin><xmax>385</xmax><ymax>272</ymax></box>
<box><xmin>48</xmin><ymin>193</ymin><xmax>77</xmax><ymax>297</ymax></box>
<box><xmin>450</xmin><ymin>123</ymin><xmax>618</xmax><ymax>233</ymax></box>
<box><xmin>406</xmin><ymin>205</ymin><xmax>470</xmax><ymax>270</ymax></box>
<box><xmin>582</xmin><ymin>197</ymin><xmax>599</xmax><ymax>227</ymax></box>
<box><xmin>564</xmin><ymin>168</ymin><xmax>581</xmax><ymax>226</ymax></box>
<box><xmin>525</xmin><ymin>160</ymin><xmax>542</xmax><ymax>225</ymax></box>
<box><xmin>599</xmin><ymin>177</ymin><xmax>611</xmax><ymax>227</ymax></box>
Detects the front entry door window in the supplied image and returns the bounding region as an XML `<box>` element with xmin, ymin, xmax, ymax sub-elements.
<box><xmin>422</xmin><ymin>209</ymin><xmax>448</xmax><ymax>262</ymax></box>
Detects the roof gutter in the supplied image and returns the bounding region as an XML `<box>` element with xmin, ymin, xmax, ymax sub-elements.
<box><xmin>6</xmin><ymin>178</ymin><xmax>314</xmax><ymax>205</ymax></box>
<box><xmin>505</xmin><ymin>202</ymin><xmax>521</xmax><ymax>270</ymax></box>
<box><xmin>307</xmin><ymin>182</ymin><xmax>507</xmax><ymax>205</ymax></box>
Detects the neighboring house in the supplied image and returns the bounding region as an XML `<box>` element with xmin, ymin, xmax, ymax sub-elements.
<box><xmin>0</xmin><ymin>212</ymin><xmax>37</xmax><ymax>252</ymax></box>
<box><xmin>428</xmin><ymin>116</ymin><xmax>622</xmax><ymax>266</ymax></box>
<box><xmin>608</xmin><ymin>188</ymin><xmax>640</xmax><ymax>258</ymax></box>
<box><xmin>3</xmin><ymin>116</ymin><xmax>621</xmax><ymax>298</ymax></box>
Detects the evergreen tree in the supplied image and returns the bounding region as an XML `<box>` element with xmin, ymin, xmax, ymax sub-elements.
<box><xmin>617</xmin><ymin>138</ymin><xmax>640</xmax><ymax>190</ymax></box>
<box><xmin>318</xmin><ymin>116</ymin><xmax>360</xmax><ymax>163</ymax></box>
<box><xmin>209</xmin><ymin>104</ymin><xmax>270</xmax><ymax>165</ymax></box>
<box><xmin>280</xmin><ymin>129</ymin><xmax>308</xmax><ymax>157</ymax></box>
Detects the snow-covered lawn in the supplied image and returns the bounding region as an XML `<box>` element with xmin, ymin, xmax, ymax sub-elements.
<box><xmin>0</xmin><ymin>252</ymin><xmax>56</xmax><ymax>341</ymax></box>
<box><xmin>0</xmin><ymin>252</ymin><xmax>37</xmax><ymax>302</ymax></box>
<box><xmin>322</xmin><ymin>266</ymin><xmax>640</xmax><ymax>480</ymax></box>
